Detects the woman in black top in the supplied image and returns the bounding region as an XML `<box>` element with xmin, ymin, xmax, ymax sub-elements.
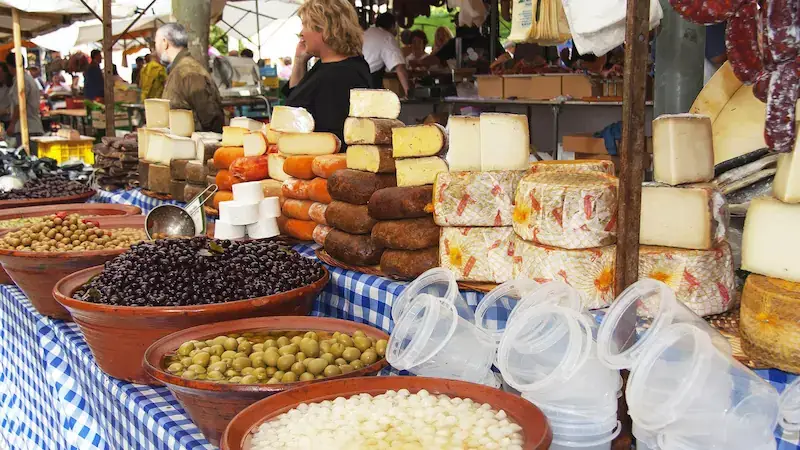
<box><xmin>284</xmin><ymin>0</ymin><xmax>371</xmax><ymax>145</ymax></box>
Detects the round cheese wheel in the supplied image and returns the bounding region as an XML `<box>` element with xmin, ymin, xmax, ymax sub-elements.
<box><xmin>530</xmin><ymin>159</ymin><xmax>615</xmax><ymax>176</ymax></box>
<box><xmin>740</xmin><ymin>275</ymin><xmax>800</xmax><ymax>374</ymax></box>
<box><xmin>513</xmin><ymin>172</ymin><xmax>618</xmax><ymax>249</ymax></box>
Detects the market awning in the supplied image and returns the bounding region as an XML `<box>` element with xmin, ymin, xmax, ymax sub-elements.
<box><xmin>216</xmin><ymin>0</ymin><xmax>301</xmax><ymax>42</ymax></box>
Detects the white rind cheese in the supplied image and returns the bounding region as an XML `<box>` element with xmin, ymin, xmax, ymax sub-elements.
<box><xmin>232</xmin><ymin>181</ymin><xmax>265</xmax><ymax>203</ymax></box>
<box><xmin>530</xmin><ymin>159</ymin><xmax>615</xmax><ymax>176</ymax></box>
<box><xmin>169</xmin><ymin>109</ymin><xmax>195</xmax><ymax>137</ymax></box>
<box><xmin>639</xmin><ymin>185</ymin><xmax>718</xmax><ymax>250</ymax></box>
<box><xmin>259</xmin><ymin>197</ymin><xmax>282</xmax><ymax>218</ymax></box>
<box><xmin>396</xmin><ymin>156</ymin><xmax>448</xmax><ymax>187</ymax></box>
<box><xmin>147</xmin><ymin>133</ymin><xmax>196</xmax><ymax>166</ymax></box>
<box><xmin>144</xmin><ymin>99</ymin><xmax>170</xmax><ymax>128</ymax></box>
<box><xmin>652</xmin><ymin>114</ymin><xmax>714</xmax><ymax>185</ymax></box>
<box><xmin>222</xmin><ymin>126</ymin><xmax>249</xmax><ymax>147</ymax></box>
<box><xmin>277</xmin><ymin>132</ymin><xmax>341</xmax><ymax>156</ymax></box>
<box><xmin>268</xmin><ymin>153</ymin><xmax>290</xmax><ymax>182</ymax></box>
<box><xmin>138</xmin><ymin>127</ymin><xmax>169</xmax><ymax>160</ymax></box>
<box><xmin>479</xmin><ymin>113</ymin><xmax>530</xmax><ymax>171</ymax></box>
<box><xmin>219</xmin><ymin>200</ymin><xmax>260</xmax><ymax>225</ymax></box>
<box><xmin>772</xmin><ymin>145</ymin><xmax>800</xmax><ymax>203</ymax></box>
<box><xmin>742</xmin><ymin>197</ymin><xmax>800</xmax><ymax>282</ymax></box>
<box><xmin>243</xmin><ymin>132</ymin><xmax>268</xmax><ymax>157</ymax></box>
<box><xmin>247</xmin><ymin>217</ymin><xmax>280</xmax><ymax>239</ymax></box>
<box><xmin>230</xmin><ymin>117</ymin><xmax>265</xmax><ymax>132</ymax></box>
<box><xmin>270</xmin><ymin>106</ymin><xmax>315</xmax><ymax>133</ymax></box>
<box><xmin>446</xmin><ymin>116</ymin><xmax>482</xmax><ymax>171</ymax></box>
<box><xmin>349</xmin><ymin>89</ymin><xmax>401</xmax><ymax>119</ymax></box>
<box><xmin>214</xmin><ymin>221</ymin><xmax>246</xmax><ymax>240</ymax></box>
<box><xmin>391</xmin><ymin>124</ymin><xmax>447</xmax><ymax>158</ymax></box>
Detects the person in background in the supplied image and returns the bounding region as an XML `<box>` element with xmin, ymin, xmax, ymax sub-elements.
<box><xmin>241</xmin><ymin>48</ymin><xmax>254</xmax><ymax>59</ymax></box>
<box><xmin>155</xmin><ymin>23</ymin><xmax>224</xmax><ymax>132</ymax></box>
<box><xmin>432</xmin><ymin>26</ymin><xmax>453</xmax><ymax>54</ymax></box>
<box><xmin>705</xmin><ymin>22</ymin><xmax>727</xmax><ymax>84</ymax></box>
<box><xmin>228</xmin><ymin>50</ymin><xmax>239</xmax><ymax>57</ymax></box>
<box><xmin>406</xmin><ymin>30</ymin><xmax>429</xmax><ymax>63</ymax></box>
<box><xmin>411</xmin><ymin>26</ymin><xmax>502</xmax><ymax>74</ymax></box>
<box><xmin>139</xmin><ymin>53</ymin><xmax>167</xmax><ymax>101</ymax></box>
<box><xmin>131</xmin><ymin>56</ymin><xmax>144</xmax><ymax>85</ymax></box>
<box><xmin>0</xmin><ymin>63</ymin><xmax>12</xmax><ymax>129</ymax></box>
<box><xmin>362</xmin><ymin>12</ymin><xmax>410</xmax><ymax>95</ymax></box>
<box><xmin>400</xmin><ymin>29</ymin><xmax>413</xmax><ymax>58</ymax></box>
<box><xmin>83</xmin><ymin>49</ymin><xmax>104</xmax><ymax>100</ymax></box>
<box><xmin>285</xmin><ymin>0</ymin><xmax>371</xmax><ymax>144</ymax></box>
<box><xmin>28</xmin><ymin>66</ymin><xmax>44</xmax><ymax>91</ymax></box>
<box><xmin>5</xmin><ymin>53</ymin><xmax>44</xmax><ymax>146</ymax></box>
<box><xmin>278</xmin><ymin>57</ymin><xmax>293</xmax><ymax>79</ymax></box>
<box><xmin>45</xmin><ymin>73</ymin><xmax>71</xmax><ymax>96</ymax></box>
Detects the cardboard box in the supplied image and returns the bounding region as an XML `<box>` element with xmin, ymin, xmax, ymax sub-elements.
<box><xmin>476</xmin><ymin>75</ymin><xmax>503</xmax><ymax>98</ymax></box>
<box><xmin>561</xmin><ymin>74</ymin><xmax>601</xmax><ymax>98</ymax></box>
<box><xmin>503</xmin><ymin>75</ymin><xmax>561</xmax><ymax>100</ymax></box>
<box><xmin>563</xmin><ymin>133</ymin><xmax>653</xmax><ymax>174</ymax></box>
<box><xmin>382</xmin><ymin>77</ymin><xmax>404</xmax><ymax>98</ymax></box>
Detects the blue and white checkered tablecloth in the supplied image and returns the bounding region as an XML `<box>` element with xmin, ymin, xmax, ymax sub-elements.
<box><xmin>0</xmin><ymin>188</ymin><xmax>794</xmax><ymax>450</ymax></box>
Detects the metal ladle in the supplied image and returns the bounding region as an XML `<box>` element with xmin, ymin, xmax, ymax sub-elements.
<box><xmin>145</xmin><ymin>185</ymin><xmax>218</xmax><ymax>239</ymax></box>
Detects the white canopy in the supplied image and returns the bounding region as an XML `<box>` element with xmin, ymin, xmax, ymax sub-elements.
<box><xmin>217</xmin><ymin>0</ymin><xmax>301</xmax><ymax>42</ymax></box>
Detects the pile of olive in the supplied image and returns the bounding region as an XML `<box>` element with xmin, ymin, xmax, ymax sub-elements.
<box><xmin>163</xmin><ymin>330</ymin><xmax>388</xmax><ymax>384</ymax></box>
<box><xmin>0</xmin><ymin>213</ymin><xmax>149</xmax><ymax>252</ymax></box>
<box><xmin>0</xmin><ymin>217</ymin><xmax>46</xmax><ymax>229</ymax></box>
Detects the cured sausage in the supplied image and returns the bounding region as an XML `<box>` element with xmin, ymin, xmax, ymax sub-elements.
<box><xmin>725</xmin><ymin>0</ymin><xmax>762</xmax><ymax>83</ymax></box>
<box><xmin>764</xmin><ymin>62</ymin><xmax>800</xmax><ymax>153</ymax></box>
<box><xmin>667</xmin><ymin>0</ymin><xmax>743</xmax><ymax>24</ymax></box>
<box><xmin>753</xmin><ymin>71</ymin><xmax>771</xmax><ymax>102</ymax></box>
<box><xmin>766</xmin><ymin>0</ymin><xmax>799</xmax><ymax>64</ymax></box>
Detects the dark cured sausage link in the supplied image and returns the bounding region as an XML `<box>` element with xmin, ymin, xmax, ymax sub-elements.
<box><xmin>758</xmin><ymin>0</ymin><xmax>775</xmax><ymax>71</ymax></box>
<box><xmin>668</xmin><ymin>0</ymin><xmax>743</xmax><ymax>24</ymax></box>
<box><xmin>765</xmin><ymin>62</ymin><xmax>800</xmax><ymax>153</ymax></box>
<box><xmin>726</xmin><ymin>0</ymin><xmax>763</xmax><ymax>83</ymax></box>
<box><xmin>767</xmin><ymin>0</ymin><xmax>799</xmax><ymax>63</ymax></box>
<box><xmin>753</xmin><ymin>70</ymin><xmax>771</xmax><ymax>102</ymax></box>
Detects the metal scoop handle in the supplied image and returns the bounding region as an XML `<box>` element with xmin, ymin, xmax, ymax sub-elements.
<box><xmin>184</xmin><ymin>184</ymin><xmax>218</xmax><ymax>216</ymax></box>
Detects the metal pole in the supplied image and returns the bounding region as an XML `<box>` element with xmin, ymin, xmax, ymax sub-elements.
<box><xmin>11</xmin><ymin>8</ymin><xmax>28</xmax><ymax>151</ymax></box>
<box><xmin>103</xmin><ymin>0</ymin><xmax>115</xmax><ymax>136</ymax></box>
<box><xmin>489</xmin><ymin>0</ymin><xmax>499</xmax><ymax>61</ymax></box>
<box><xmin>255</xmin><ymin>1</ymin><xmax>262</xmax><ymax>60</ymax></box>
<box><xmin>654</xmin><ymin>0</ymin><xmax>705</xmax><ymax>115</ymax></box>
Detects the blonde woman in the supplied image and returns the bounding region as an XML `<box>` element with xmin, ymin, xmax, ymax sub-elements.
<box><xmin>286</xmin><ymin>0</ymin><xmax>371</xmax><ymax>144</ymax></box>
<box><xmin>432</xmin><ymin>26</ymin><xmax>453</xmax><ymax>54</ymax></box>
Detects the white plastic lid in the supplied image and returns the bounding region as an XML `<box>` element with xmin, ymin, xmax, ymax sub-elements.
<box><xmin>780</xmin><ymin>377</ymin><xmax>800</xmax><ymax>432</ymax></box>
<box><xmin>391</xmin><ymin>268</ymin><xmax>473</xmax><ymax>324</ymax></box>
<box><xmin>386</xmin><ymin>294</ymin><xmax>457</xmax><ymax>371</ymax></box>
<box><xmin>474</xmin><ymin>279</ymin><xmax>540</xmax><ymax>342</ymax></box>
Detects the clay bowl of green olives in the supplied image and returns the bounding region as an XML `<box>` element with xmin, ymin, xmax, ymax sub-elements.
<box><xmin>143</xmin><ymin>316</ymin><xmax>390</xmax><ymax>446</ymax></box>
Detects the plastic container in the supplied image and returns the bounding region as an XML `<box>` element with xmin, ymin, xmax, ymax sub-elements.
<box><xmin>627</xmin><ymin>323</ymin><xmax>780</xmax><ymax>439</ymax></box>
<box><xmin>779</xmin><ymin>377</ymin><xmax>800</xmax><ymax>432</ymax></box>
<box><xmin>391</xmin><ymin>268</ymin><xmax>473</xmax><ymax>324</ymax></box>
<box><xmin>35</xmin><ymin>136</ymin><xmax>95</xmax><ymax>165</ymax></box>
<box><xmin>633</xmin><ymin>423</ymin><xmax>660</xmax><ymax>450</ymax></box>
<box><xmin>657</xmin><ymin>430</ymin><xmax>777</xmax><ymax>450</ymax></box>
<box><xmin>474</xmin><ymin>279</ymin><xmax>541</xmax><ymax>342</ymax></box>
<box><xmin>530</xmin><ymin>353</ymin><xmax>622</xmax><ymax>406</ymax></box>
<box><xmin>387</xmin><ymin>294</ymin><xmax>496</xmax><ymax>385</ymax></box>
<box><xmin>596</xmin><ymin>279</ymin><xmax>731</xmax><ymax>371</ymax></box>
<box><xmin>530</xmin><ymin>394</ymin><xmax>618</xmax><ymax>423</ymax></box>
<box><xmin>549</xmin><ymin>420</ymin><xmax>621</xmax><ymax>450</ymax></box>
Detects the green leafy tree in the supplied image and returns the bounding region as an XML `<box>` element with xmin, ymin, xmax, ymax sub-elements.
<box><xmin>209</xmin><ymin>25</ymin><xmax>228</xmax><ymax>54</ymax></box>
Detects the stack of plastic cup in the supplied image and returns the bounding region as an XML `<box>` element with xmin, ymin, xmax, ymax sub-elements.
<box><xmin>387</xmin><ymin>293</ymin><xmax>499</xmax><ymax>386</ymax></box>
<box><xmin>498</xmin><ymin>303</ymin><xmax>622</xmax><ymax>450</ymax></box>
<box><xmin>596</xmin><ymin>279</ymin><xmax>780</xmax><ymax>450</ymax></box>
<box><xmin>391</xmin><ymin>268</ymin><xmax>474</xmax><ymax>324</ymax></box>
<box><xmin>780</xmin><ymin>377</ymin><xmax>800</xmax><ymax>433</ymax></box>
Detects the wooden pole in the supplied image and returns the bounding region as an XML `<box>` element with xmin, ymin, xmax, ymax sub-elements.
<box><xmin>613</xmin><ymin>0</ymin><xmax>650</xmax><ymax>448</ymax></box>
<box><xmin>11</xmin><ymin>8</ymin><xmax>28</xmax><ymax>151</ymax></box>
<box><xmin>103</xmin><ymin>0</ymin><xmax>115</xmax><ymax>137</ymax></box>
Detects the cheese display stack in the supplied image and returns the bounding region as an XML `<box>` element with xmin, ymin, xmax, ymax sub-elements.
<box><xmin>436</xmin><ymin>113</ymin><xmax>533</xmax><ymax>284</ymax></box>
<box><xmin>210</xmin><ymin>117</ymin><xmax>276</xmax><ymax>212</ymax></box>
<box><xmin>273</xmin><ymin>106</ymin><xmax>340</xmax><ymax>241</ymax></box>
<box><xmin>637</xmin><ymin>114</ymin><xmax>736</xmax><ymax>317</ymax></box>
<box><xmin>738</xmin><ymin>128</ymin><xmax>800</xmax><ymax>373</ymax></box>
<box><xmin>215</xmin><ymin>181</ymin><xmax>281</xmax><ymax>240</ymax></box>
<box><xmin>512</xmin><ymin>166</ymin><xmax>619</xmax><ymax>308</ymax></box>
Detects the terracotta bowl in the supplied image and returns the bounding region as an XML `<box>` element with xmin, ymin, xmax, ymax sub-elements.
<box><xmin>221</xmin><ymin>376</ymin><xmax>553</xmax><ymax>450</ymax></box>
<box><xmin>0</xmin><ymin>215</ymin><xmax>147</xmax><ymax>320</ymax></box>
<box><xmin>143</xmin><ymin>316</ymin><xmax>389</xmax><ymax>446</ymax></box>
<box><xmin>0</xmin><ymin>189</ymin><xmax>95</xmax><ymax>210</ymax></box>
<box><xmin>53</xmin><ymin>264</ymin><xmax>329</xmax><ymax>384</ymax></box>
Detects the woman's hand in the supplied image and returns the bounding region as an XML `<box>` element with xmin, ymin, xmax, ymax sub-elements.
<box><xmin>295</xmin><ymin>41</ymin><xmax>311</xmax><ymax>64</ymax></box>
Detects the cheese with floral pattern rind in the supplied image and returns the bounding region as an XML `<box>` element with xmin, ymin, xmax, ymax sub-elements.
<box><xmin>433</xmin><ymin>170</ymin><xmax>523</xmax><ymax>227</ymax></box>
<box><xmin>513</xmin><ymin>172</ymin><xmax>618</xmax><ymax>249</ymax></box>
<box><xmin>512</xmin><ymin>240</ymin><xmax>616</xmax><ymax>309</ymax></box>
<box><xmin>529</xmin><ymin>159</ymin><xmax>615</xmax><ymax>176</ymax></box>
<box><xmin>638</xmin><ymin>243</ymin><xmax>736</xmax><ymax>317</ymax></box>
<box><xmin>439</xmin><ymin>227</ymin><xmax>516</xmax><ymax>283</ymax></box>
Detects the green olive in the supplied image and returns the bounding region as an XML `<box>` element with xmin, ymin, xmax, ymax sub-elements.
<box><xmin>252</xmin><ymin>343</ymin><xmax>265</xmax><ymax>353</ymax></box>
<box><xmin>351</xmin><ymin>360</ymin><xmax>365</xmax><ymax>370</ymax></box>
<box><xmin>240</xmin><ymin>375</ymin><xmax>258</xmax><ymax>384</ymax></box>
<box><xmin>209</xmin><ymin>355</ymin><xmax>222</xmax><ymax>364</ymax></box>
<box><xmin>234</xmin><ymin>352</ymin><xmax>249</xmax><ymax>359</ymax></box>
<box><xmin>337</xmin><ymin>334</ymin><xmax>354</xmax><ymax>347</ymax></box>
<box><xmin>229</xmin><ymin>376</ymin><xmax>243</xmax><ymax>383</ymax></box>
<box><xmin>264</xmin><ymin>351</ymin><xmax>279</xmax><ymax>368</ymax></box>
<box><xmin>265</xmin><ymin>367</ymin><xmax>278</xmax><ymax>377</ymax></box>
<box><xmin>241</xmin><ymin>367</ymin><xmax>255</xmax><ymax>376</ymax></box>
<box><xmin>250</xmin><ymin>354</ymin><xmax>265</xmax><ymax>369</ymax></box>
<box><xmin>307</xmin><ymin>358</ymin><xmax>328</xmax><ymax>375</ymax></box>
<box><xmin>353</xmin><ymin>330</ymin><xmax>366</xmax><ymax>338</ymax></box>
<box><xmin>208</xmin><ymin>344</ymin><xmax>224</xmax><ymax>357</ymax></box>
<box><xmin>361</xmin><ymin>350</ymin><xmax>378</xmax><ymax>365</ymax></box>
<box><xmin>254</xmin><ymin>367</ymin><xmax>268</xmax><ymax>381</ymax></box>
<box><xmin>340</xmin><ymin>364</ymin><xmax>355</xmax><ymax>374</ymax></box>
<box><xmin>315</xmin><ymin>375</ymin><xmax>325</xmax><ymax>380</ymax></box>
<box><xmin>323</xmin><ymin>365</ymin><xmax>342</xmax><ymax>377</ymax></box>
<box><xmin>232</xmin><ymin>357</ymin><xmax>252</xmax><ymax>371</ymax></box>
<box><xmin>178</xmin><ymin>342</ymin><xmax>194</xmax><ymax>356</ymax></box>
<box><xmin>180</xmin><ymin>356</ymin><xmax>193</xmax><ymax>367</ymax></box>
<box><xmin>220</xmin><ymin>350</ymin><xmax>237</xmax><ymax>360</ymax></box>
<box><xmin>208</xmin><ymin>361</ymin><xmax>228</xmax><ymax>373</ymax></box>
<box><xmin>296</xmin><ymin>352</ymin><xmax>307</xmax><ymax>362</ymax></box>
<box><xmin>320</xmin><ymin>341</ymin><xmax>332</xmax><ymax>354</ymax></box>
<box><xmin>335</xmin><ymin>358</ymin><xmax>347</xmax><ymax>366</ymax></box>
<box><xmin>278</xmin><ymin>344</ymin><xmax>299</xmax><ymax>356</ymax></box>
<box><xmin>273</xmin><ymin>371</ymin><xmax>285</xmax><ymax>380</ymax></box>
<box><xmin>277</xmin><ymin>354</ymin><xmax>296</xmax><ymax>371</ymax></box>
<box><xmin>193</xmin><ymin>341</ymin><xmax>207</xmax><ymax>350</ymax></box>
<box><xmin>299</xmin><ymin>372</ymin><xmax>315</xmax><ymax>382</ymax></box>
<box><xmin>375</xmin><ymin>340</ymin><xmax>388</xmax><ymax>357</ymax></box>
<box><xmin>237</xmin><ymin>341</ymin><xmax>253</xmax><ymax>354</ymax></box>
<box><xmin>291</xmin><ymin>362</ymin><xmax>306</xmax><ymax>376</ymax></box>
<box><xmin>223</xmin><ymin>337</ymin><xmax>238</xmax><ymax>351</ymax></box>
<box><xmin>191</xmin><ymin>352</ymin><xmax>211</xmax><ymax>367</ymax></box>
<box><xmin>182</xmin><ymin>370</ymin><xmax>197</xmax><ymax>380</ymax></box>
<box><xmin>225</xmin><ymin>369</ymin><xmax>238</xmax><ymax>378</ymax></box>
<box><xmin>167</xmin><ymin>362</ymin><xmax>183</xmax><ymax>373</ymax></box>
<box><xmin>290</xmin><ymin>336</ymin><xmax>303</xmax><ymax>346</ymax></box>
<box><xmin>353</xmin><ymin>336</ymin><xmax>372</xmax><ymax>353</ymax></box>
<box><xmin>207</xmin><ymin>370</ymin><xmax>224</xmax><ymax>380</ymax></box>
<box><xmin>187</xmin><ymin>364</ymin><xmax>206</xmax><ymax>374</ymax></box>
<box><xmin>276</xmin><ymin>336</ymin><xmax>290</xmax><ymax>347</ymax></box>
<box><xmin>266</xmin><ymin>378</ymin><xmax>280</xmax><ymax>385</ymax></box>
<box><xmin>212</xmin><ymin>336</ymin><xmax>228</xmax><ymax>346</ymax></box>
<box><xmin>330</xmin><ymin>343</ymin><xmax>345</xmax><ymax>358</ymax></box>
<box><xmin>342</xmin><ymin>347</ymin><xmax>361</xmax><ymax>362</ymax></box>
<box><xmin>264</xmin><ymin>339</ymin><xmax>278</xmax><ymax>348</ymax></box>
<box><xmin>299</xmin><ymin>338</ymin><xmax>320</xmax><ymax>358</ymax></box>
<box><xmin>332</xmin><ymin>332</ymin><xmax>341</xmax><ymax>341</ymax></box>
<box><xmin>304</xmin><ymin>331</ymin><xmax>318</xmax><ymax>340</ymax></box>
<box><xmin>281</xmin><ymin>371</ymin><xmax>298</xmax><ymax>383</ymax></box>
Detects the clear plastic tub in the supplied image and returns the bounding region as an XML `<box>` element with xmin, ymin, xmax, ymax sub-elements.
<box><xmin>657</xmin><ymin>429</ymin><xmax>777</xmax><ymax>450</ymax></box>
<box><xmin>550</xmin><ymin>420</ymin><xmax>621</xmax><ymax>450</ymax></box>
<box><xmin>497</xmin><ymin>304</ymin><xmax>593</xmax><ymax>392</ymax></box>
<box><xmin>779</xmin><ymin>377</ymin><xmax>800</xmax><ymax>431</ymax></box>
<box><xmin>549</xmin><ymin>414</ymin><xmax>619</xmax><ymax>436</ymax></box>
<box><xmin>596</xmin><ymin>279</ymin><xmax>731</xmax><ymax>371</ymax></box>
<box><xmin>530</xmin><ymin>394</ymin><xmax>619</xmax><ymax>422</ymax></box>
<box><xmin>391</xmin><ymin>268</ymin><xmax>473</xmax><ymax>324</ymax></box>
<box><xmin>627</xmin><ymin>323</ymin><xmax>780</xmax><ymax>438</ymax></box>
<box><xmin>387</xmin><ymin>293</ymin><xmax>496</xmax><ymax>384</ymax></box>
<box><xmin>633</xmin><ymin>423</ymin><xmax>660</xmax><ymax>450</ymax></box>
<box><xmin>527</xmin><ymin>352</ymin><xmax>622</xmax><ymax>404</ymax></box>
<box><xmin>474</xmin><ymin>278</ymin><xmax>542</xmax><ymax>342</ymax></box>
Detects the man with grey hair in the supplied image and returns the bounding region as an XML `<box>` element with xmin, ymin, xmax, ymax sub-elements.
<box><xmin>155</xmin><ymin>22</ymin><xmax>224</xmax><ymax>132</ymax></box>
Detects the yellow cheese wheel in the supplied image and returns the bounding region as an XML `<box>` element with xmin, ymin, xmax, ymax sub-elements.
<box><xmin>740</xmin><ymin>274</ymin><xmax>800</xmax><ymax>374</ymax></box>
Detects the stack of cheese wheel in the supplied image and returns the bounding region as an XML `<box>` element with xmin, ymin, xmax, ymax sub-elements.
<box><xmin>511</xmin><ymin>160</ymin><xmax>619</xmax><ymax>309</ymax></box>
<box><xmin>214</xmin><ymin>181</ymin><xmax>281</xmax><ymax>240</ymax></box>
<box><xmin>271</xmin><ymin>106</ymin><xmax>339</xmax><ymax>241</ymax></box>
<box><xmin>636</xmin><ymin>114</ymin><xmax>736</xmax><ymax>317</ymax></box>
<box><xmin>210</xmin><ymin>117</ymin><xmax>280</xmax><ymax>212</ymax></box>
<box><xmin>435</xmin><ymin>113</ymin><xmax>531</xmax><ymax>284</ymax></box>
<box><xmin>321</xmin><ymin>90</ymin><xmax>401</xmax><ymax>267</ymax></box>
<box><xmin>739</xmin><ymin>121</ymin><xmax>800</xmax><ymax>373</ymax></box>
<box><xmin>138</xmin><ymin>100</ymin><xmax>221</xmax><ymax>198</ymax></box>
<box><xmin>339</xmin><ymin>90</ymin><xmax>438</xmax><ymax>278</ymax></box>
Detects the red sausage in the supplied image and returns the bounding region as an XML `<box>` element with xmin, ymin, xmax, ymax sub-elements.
<box><xmin>765</xmin><ymin>62</ymin><xmax>800</xmax><ymax>153</ymax></box>
<box><xmin>766</xmin><ymin>0</ymin><xmax>799</xmax><ymax>63</ymax></box>
<box><xmin>725</xmin><ymin>0</ymin><xmax>763</xmax><ymax>83</ymax></box>
<box><xmin>668</xmin><ymin>0</ymin><xmax>743</xmax><ymax>24</ymax></box>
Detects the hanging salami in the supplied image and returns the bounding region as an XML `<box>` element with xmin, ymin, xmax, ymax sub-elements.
<box><xmin>766</xmin><ymin>0</ymin><xmax>799</xmax><ymax>63</ymax></box>
<box><xmin>752</xmin><ymin>70</ymin><xmax>771</xmax><ymax>102</ymax></box>
<box><xmin>725</xmin><ymin>0</ymin><xmax>763</xmax><ymax>83</ymax></box>
<box><xmin>764</xmin><ymin>63</ymin><xmax>800</xmax><ymax>153</ymax></box>
<box><xmin>667</xmin><ymin>0</ymin><xmax>744</xmax><ymax>24</ymax></box>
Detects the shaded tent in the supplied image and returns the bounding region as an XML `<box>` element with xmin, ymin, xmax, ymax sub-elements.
<box><xmin>216</xmin><ymin>0</ymin><xmax>302</xmax><ymax>59</ymax></box>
